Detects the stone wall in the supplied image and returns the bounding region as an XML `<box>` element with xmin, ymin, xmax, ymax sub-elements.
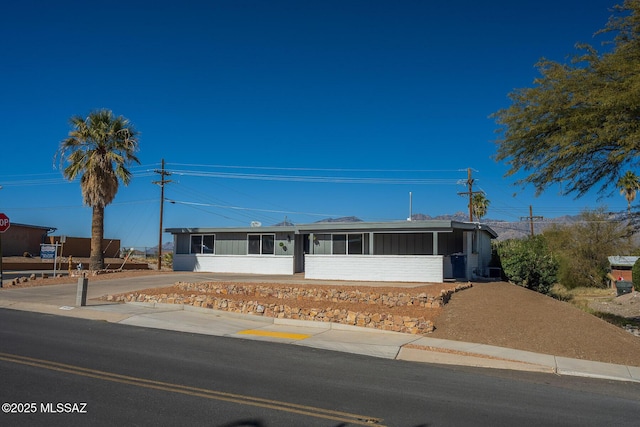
<box><xmin>108</xmin><ymin>282</ymin><xmax>472</xmax><ymax>335</ymax></box>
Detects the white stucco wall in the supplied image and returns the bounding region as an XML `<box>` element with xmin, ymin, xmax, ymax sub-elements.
<box><xmin>443</xmin><ymin>256</ymin><xmax>452</xmax><ymax>279</ymax></box>
<box><xmin>304</xmin><ymin>255</ymin><xmax>444</xmax><ymax>282</ymax></box>
<box><xmin>173</xmin><ymin>254</ymin><xmax>294</xmax><ymax>275</ymax></box>
<box><xmin>467</xmin><ymin>253</ymin><xmax>478</xmax><ymax>279</ymax></box>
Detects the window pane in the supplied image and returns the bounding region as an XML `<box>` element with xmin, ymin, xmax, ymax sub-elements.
<box><xmin>262</xmin><ymin>234</ymin><xmax>275</xmax><ymax>254</ymax></box>
<box><xmin>313</xmin><ymin>234</ymin><xmax>331</xmax><ymax>254</ymax></box>
<box><xmin>248</xmin><ymin>235</ymin><xmax>260</xmax><ymax>254</ymax></box>
<box><xmin>333</xmin><ymin>234</ymin><xmax>346</xmax><ymax>254</ymax></box>
<box><xmin>348</xmin><ymin>234</ymin><xmax>363</xmax><ymax>254</ymax></box>
<box><xmin>191</xmin><ymin>235</ymin><xmax>203</xmax><ymax>254</ymax></box>
<box><xmin>202</xmin><ymin>235</ymin><xmax>215</xmax><ymax>253</ymax></box>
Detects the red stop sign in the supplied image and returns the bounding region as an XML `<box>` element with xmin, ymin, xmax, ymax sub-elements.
<box><xmin>0</xmin><ymin>213</ymin><xmax>10</xmax><ymax>233</ymax></box>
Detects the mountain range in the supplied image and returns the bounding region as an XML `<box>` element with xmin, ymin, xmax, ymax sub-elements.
<box><xmin>313</xmin><ymin>212</ymin><xmax>582</xmax><ymax>241</ymax></box>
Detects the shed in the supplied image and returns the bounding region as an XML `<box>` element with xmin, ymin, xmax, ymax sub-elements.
<box><xmin>608</xmin><ymin>255</ymin><xmax>639</xmax><ymax>287</ymax></box>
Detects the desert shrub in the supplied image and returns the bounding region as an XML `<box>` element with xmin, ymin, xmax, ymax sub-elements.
<box><xmin>162</xmin><ymin>252</ymin><xmax>173</xmax><ymax>269</ymax></box>
<box><xmin>494</xmin><ymin>235</ymin><xmax>558</xmax><ymax>294</ymax></box>
<box><xmin>548</xmin><ymin>284</ymin><xmax>573</xmax><ymax>302</ymax></box>
<box><xmin>543</xmin><ymin>207</ymin><xmax>632</xmax><ymax>289</ymax></box>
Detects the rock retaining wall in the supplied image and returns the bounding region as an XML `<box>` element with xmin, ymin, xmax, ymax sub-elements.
<box><xmin>107</xmin><ymin>282</ymin><xmax>472</xmax><ymax>335</ymax></box>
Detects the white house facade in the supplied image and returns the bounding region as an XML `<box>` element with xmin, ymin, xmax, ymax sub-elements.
<box><xmin>166</xmin><ymin>220</ymin><xmax>498</xmax><ymax>283</ymax></box>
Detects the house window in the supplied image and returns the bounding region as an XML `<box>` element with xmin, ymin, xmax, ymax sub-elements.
<box><xmin>191</xmin><ymin>234</ymin><xmax>215</xmax><ymax>254</ymax></box>
<box><xmin>333</xmin><ymin>234</ymin><xmax>346</xmax><ymax>254</ymax></box>
<box><xmin>332</xmin><ymin>233</ymin><xmax>363</xmax><ymax>255</ymax></box>
<box><xmin>248</xmin><ymin>234</ymin><xmax>275</xmax><ymax>255</ymax></box>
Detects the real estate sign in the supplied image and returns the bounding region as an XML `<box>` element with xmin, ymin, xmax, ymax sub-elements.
<box><xmin>41</xmin><ymin>244</ymin><xmax>57</xmax><ymax>261</ymax></box>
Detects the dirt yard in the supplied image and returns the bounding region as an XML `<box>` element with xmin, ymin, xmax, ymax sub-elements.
<box><xmin>4</xmin><ymin>267</ymin><xmax>640</xmax><ymax>367</ymax></box>
<box><xmin>429</xmin><ymin>282</ymin><xmax>640</xmax><ymax>367</ymax></box>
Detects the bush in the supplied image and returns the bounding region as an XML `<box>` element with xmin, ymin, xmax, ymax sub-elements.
<box><xmin>494</xmin><ymin>235</ymin><xmax>558</xmax><ymax>294</ymax></box>
<box><xmin>162</xmin><ymin>252</ymin><xmax>173</xmax><ymax>269</ymax></box>
<box><xmin>543</xmin><ymin>208</ymin><xmax>632</xmax><ymax>289</ymax></box>
<box><xmin>548</xmin><ymin>283</ymin><xmax>573</xmax><ymax>302</ymax></box>
<box><xmin>633</xmin><ymin>258</ymin><xmax>640</xmax><ymax>292</ymax></box>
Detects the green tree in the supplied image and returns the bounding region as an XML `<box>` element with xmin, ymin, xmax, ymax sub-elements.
<box><xmin>471</xmin><ymin>192</ymin><xmax>490</xmax><ymax>221</ymax></box>
<box><xmin>543</xmin><ymin>207</ymin><xmax>631</xmax><ymax>288</ymax></box>
<box><xmin>56</xmin><ymin>110</ymin><xmax>140</xmax><ymax>270</ymax></box>
<box><xmin>494</xmin><ymin>235</ymin><xmax>558</xmax><ymax>294</ymax></box>
<box><xmin>493</xmin><ymin>0</ymin><xmax>640</xmax><ymax>198</ymax></box>
<box><xmin>632</xmin><ymin>258</ymin><xmax>640</xmax><ymax>291</ymax></box>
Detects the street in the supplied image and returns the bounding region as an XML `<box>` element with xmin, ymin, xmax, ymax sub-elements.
<box><xmin>1</xmin><ymin>309</ymin><xmax>639</xmax><ymax>426</ymax></box>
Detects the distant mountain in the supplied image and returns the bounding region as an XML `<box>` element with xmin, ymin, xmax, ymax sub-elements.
<box><xmin>410</xmin><ymin>212</ymin><xmax>469</xmax><ymax>222</ymax></box>
<box><xmin>408</xmin><ymin>212</ymin><xmax>583</xmax><ymax>241</ymax></box>
<box><xmin>272</xmin><ymin>216</ymin><xmax>363</xmax><ymax>226</ymax></box>
<box><xmin>144</xmin><ymin>242</ymin><xmax>174</xmax><ymax>255</ymax></box>
<box><xmin>315</xmin><ymin>216</ymin><xmax>363</xmax><ymax>223</ymax></box>
<box><xmin>266</xmin><ymin>212</ymin><xmax>584</xmax><ymax>240</ymax></box>
<box><xmin>482</xmin><ymin>214</ymin><xmax>587</xmax><ymax>240</ymax></box>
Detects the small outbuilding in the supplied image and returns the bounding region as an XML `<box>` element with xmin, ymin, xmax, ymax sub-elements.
<box><xmin>608</xmin><ymin>256</ymin><xmax>639</xmax><ymax>288</ymax></box>
<box><xmin>167</xmin><ymin>220</ymin><xmax>498</xmax><ymax>283</ymax></box>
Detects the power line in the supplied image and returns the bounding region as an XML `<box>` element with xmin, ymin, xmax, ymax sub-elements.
<box><xmin>168</xmin><ymin>169</ymin><xmax>460</xmax><ymax>185</ymax></box>
<box><xmin>168</xmin><ymin>163</ymin><xmax>463</xmax><ymax>173</ymax></box>
<box><xmin>167</xmin><ymin>200</ymin><xmax>345</xmax><ymax>218</ymax></box>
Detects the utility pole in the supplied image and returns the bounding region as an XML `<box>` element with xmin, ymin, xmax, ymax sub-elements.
<box><xmin>520</xmin><ymin>205</ymin><xmax>543</xmax><ymax>237</ymax></box>
<box><xmin>153</xmin><ymin>159</ymin><xmax>172</xmax><ymax>270</ymax></box>
<box><xmin>457</xmin><ymin>168</ymin><xmax>483</xmax><ymax>222</ymax></box>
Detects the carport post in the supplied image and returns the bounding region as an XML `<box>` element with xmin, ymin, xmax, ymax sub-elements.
<box><xmin>76</xmin><ymin>274</ymin><xmax>88</xmax><ymax>306</ymax></box>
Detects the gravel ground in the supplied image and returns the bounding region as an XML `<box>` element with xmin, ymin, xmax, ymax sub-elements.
<box><xmin>429</xmin><ymin>282</ymin><xmax>640</xmax><ymax>367</ymax></box>
<box><xmin>590</xmin><ymin>291</ymin><xmax>640</xmax><ymax>319</ymax></box>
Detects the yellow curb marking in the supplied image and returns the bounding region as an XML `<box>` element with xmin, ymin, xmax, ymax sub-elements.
<box><xmin>237</xmin><ymin>329</ymin><xmax>311</xmax><ymax>340</ymax></box>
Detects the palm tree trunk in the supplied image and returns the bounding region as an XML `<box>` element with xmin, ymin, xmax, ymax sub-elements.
<box><xmin>628</xmin><ymin>203</ymin><xmax>633</xmax><ymax>245</ymax></box>
<box><xmin>90</xmin><ymin>205</ymin><xmax>105</xmax><ymax>270</ymax></box>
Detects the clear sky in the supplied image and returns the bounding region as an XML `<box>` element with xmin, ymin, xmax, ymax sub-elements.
<box><xmin>0</xmin><ymin>0</ymin><xmax>628</xmax><ymax>249</ymax></box>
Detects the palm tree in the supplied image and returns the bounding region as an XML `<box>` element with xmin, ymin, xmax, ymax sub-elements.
<box><xmin>617</xmin><ymin>171</ymin><xmax>640</xmax><ymax>217</ymax></box>
<box><xmin>472</xmin><ymin>192</ymin><xmax>490</xmax><ymax>221</ymax></box>
<box><xmin>56</xmin><ymin>110</ymin><xmax>140</xmax><ymax>270</ymax></box>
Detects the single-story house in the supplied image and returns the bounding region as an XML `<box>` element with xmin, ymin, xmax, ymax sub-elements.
<box><xmin>166</xmin><ymin>220</ymin><xmax>498</xmax><ymax>283</ymax></box>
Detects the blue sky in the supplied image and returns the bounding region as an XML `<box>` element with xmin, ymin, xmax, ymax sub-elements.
<box><xmin>0</xmin><ymin>0</ymin><xmax>628</xmax><ymax>249</ymax></box>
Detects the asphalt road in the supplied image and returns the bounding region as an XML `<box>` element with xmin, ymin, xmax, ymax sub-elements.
<box><xmin>1</xmin><ymin>309</ymin><xmax>639</xmax><ymax>427</ymax></box>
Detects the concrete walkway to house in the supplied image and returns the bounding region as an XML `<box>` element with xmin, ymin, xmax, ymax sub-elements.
<box><xmin>1</xmin><ymin>272</ymin><xmax>639</xmax><ymax>383</ymax></box>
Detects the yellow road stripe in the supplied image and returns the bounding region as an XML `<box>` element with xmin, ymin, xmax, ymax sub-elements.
<box><xmin>237</xmin><ymin>329</ymin><xmax>311</xmax><ymax>340</ymax></box>
<box><xmin>0</xmin><ymin>352</ymin><xmax>384</xmax><ymax>426</ymax></box>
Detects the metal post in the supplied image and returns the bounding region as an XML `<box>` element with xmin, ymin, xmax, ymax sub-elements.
<box><xmin>53</xmin><ymin>243</ymin><xmax>58</xmax><ymax>278</ymax></box>
<box><xmin>467</xmin><ymin>168</ymin><xmax>474</xmax><ymax>222</ymax></box>
<box><xmin>76</xmin><ymin>274</ymin><xmax>88</xmax><ymax>306</ymax></box>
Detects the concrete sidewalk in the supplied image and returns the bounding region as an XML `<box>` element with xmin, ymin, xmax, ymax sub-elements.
<box><xmin>1</xmin><ymin>272</ymin><xmax>639</xmax><ymax>383</ymax></box>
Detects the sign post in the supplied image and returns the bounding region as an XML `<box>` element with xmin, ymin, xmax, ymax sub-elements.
<box><xmin>0</xmin><ymin>213</ymin><xmax>10</xmax><ymax>288</ymax></box>
<box><xmin>40</xmin><ymin>243</ymin><xmax>60</xmax><ymax>278</ymax></box>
